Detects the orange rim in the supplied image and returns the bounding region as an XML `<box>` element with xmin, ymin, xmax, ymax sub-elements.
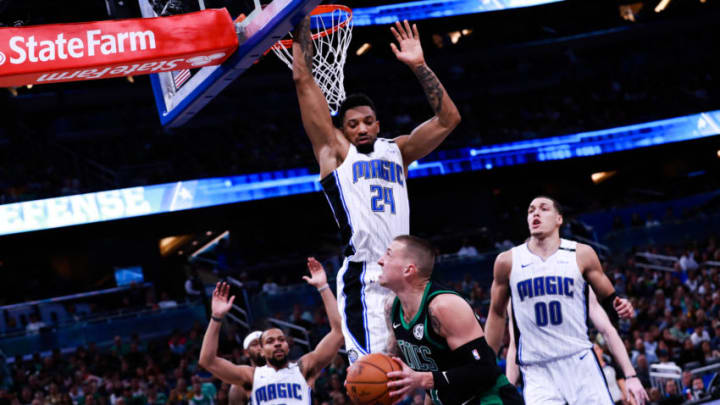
<box><xmin>273</xmin><ymin>4</ymin><xmax>352</xmax><ymax>49</ymax></box>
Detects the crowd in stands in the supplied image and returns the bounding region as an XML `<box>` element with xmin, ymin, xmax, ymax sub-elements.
<box><xmin>0</xmin><ymin>312</ymin><xmax>361</xmax><ymax>405</ymax></box>
<box><xmin>0</xmin><ymin>287</ymin><xmax>182</xmax><ymax>336</ymax></box>
<box><xmin>2</xmin><ymin>210</ymin><xmax>720</xmax><ymax>404</ymax></box>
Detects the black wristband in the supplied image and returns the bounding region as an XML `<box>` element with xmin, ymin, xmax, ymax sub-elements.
<box><xmin>600</xmin><ymin>291</ymin><xmax>620</xmax><ymax>326</ymax></box>
<box><xmin>211</xmin><ymin>315</ymin><xmax>223</xmax><ymax>322</ymax></box>
<box><xmin>625</xmin><ymin>374</ymin><xmax>637</xmax><ymax>380</ymax></box>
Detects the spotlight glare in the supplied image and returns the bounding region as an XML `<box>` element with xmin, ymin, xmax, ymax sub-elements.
<box><xmin>591</xmin><ymin>170</ymin><xmax>617</xmax><ymax>184</ymax></box>
<box><xmin>655</xmin><ymin>0</ymin><xmax>672</xmax><ymax>12</ymax></box>
<box><xmin>356</xmin><ymin>43</ymin><xmax>371</xmax><ymax>56</ymax></box>
<box><xmin>448</xmin><ymin>31</ymin><xmax>461</xmax><ymax>44</ymax></box>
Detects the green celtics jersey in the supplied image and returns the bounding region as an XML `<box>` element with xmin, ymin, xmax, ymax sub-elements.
<box><xmin>390</xmin><ymin>281</ymin><xmax>463</xmax><ymax>373</ymax></box>
<box><xmin>390</xmin><ymin>282</ymin><xmax>522</xmax><ymax>405</ymax></box>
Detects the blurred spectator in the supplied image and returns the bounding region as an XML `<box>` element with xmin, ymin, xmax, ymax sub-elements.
<box><xmin>661</xmin><ymin>380</ymin><xmax>684</xmax><ymax>405</ymax></box>
<box><xmin>712</xmin><ymin>324</ymin><xmax>720</xmax><ymax>350</ymax></box>
<box><xmin>185</xmin><ymin>270</ymin><xmax>203</xmax><ymax>302</ymax></box>
<box><xmin>635</xmin><ymin>354</ymin><xmax>651</xmax><ymax>387</ymax></box>
<box><xmin>168</xmin><ymin>330</ymin><xmax>187</xmax><ymax>355</ymax></box>
<box><xmin>645</xmin><ymin>213</ymin><xmax>660</xmax><ymax>228</ymax></box>
<box><xmin>110</xmin><ymin>336</ymin><xmax>130</xmax><ymax>358</ymax></box>
<box><xmin>690</xmin><ymin>325</ymin><xmax>710</xmax><ymax>347</ymax></box>
<box><xmin>168</xmin><ymin>378</ymin><xmax>190</xmax><ymax>405</ymax></box>
<box><xmin>685</xmin><ymin>376</ymin><xmax>707</xmax><ymax>401</ymax></box>
<box><xmin>25</xmin><ymin>314</ymin><xmax>46</xmax><ymax>335</ymax></box>
<box><xmin>678</xmin><ymin>248</ymin><xmax>699</xmax><ymax>272</ymax></box>
<box><xmin>262</xmin><ymin>278</ymin><xmax>280</xmax><ymax>295</ymax></box>
<box><xmin>189</xmin><ymin>380</ymin><xmax>213</xmax><ymax>405</ymax></box>
<box><xmin>456</xmin><ymin>239</ymin><xmax>479</xmax><ymax>257</ymax></box>
<box><xmin>157</xmin><ymin>292</ymin><xmax>178</xmax><ymax>310</ymax></box>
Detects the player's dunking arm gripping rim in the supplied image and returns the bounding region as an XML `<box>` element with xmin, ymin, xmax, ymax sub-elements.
<box><xmin>199</xmin><ymin>258</ymin><xmax>344</xmax><ymax>387</ymax></box>
<box><xmin>292</xmin><ymin>17</ymin><xmax>461</xmax><ymax>178</ymax></box>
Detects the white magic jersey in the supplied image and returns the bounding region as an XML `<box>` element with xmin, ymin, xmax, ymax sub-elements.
<box><xmin>509</xmin><ymin>239</ymin><xmax>592</xmax><ymax>364</ymax></box>
<box><xmin>321</xmin><ymin>138</ymin><xmax>410</xmax><ymax>263</ymax></box>
<box><xmin>250</xmin><ymin>363</ymin><xmax>311</xmax><ymax>405</ymax></box>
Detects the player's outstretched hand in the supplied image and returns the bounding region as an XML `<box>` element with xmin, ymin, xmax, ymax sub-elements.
<box><xmin>625</xmin><ymin>376</ymin><xmax>649</xmax><ymax>405</ymax></box>
<box><xmin>386</xmin><ymin>357</ymin><xmax>428</xmax><ymax>404</ymax></box>
<box><xmin>211</xmin><ymin>282</ymin><xmax>235</xmax><ymax>318</ymax></box>
<box><xmin>390</xmin><ymin>20</ymin><xmax>425</xmax><ymax>67</ymax></box>
<box><xmin>614</xmin><ymin>296</ymin><xmax>634</xmax><ymax>319</ymax></box>
<box><xmin>304</xmin><ymin>257</ymin><xmax>328</xmax><ymax>289</ymax></box>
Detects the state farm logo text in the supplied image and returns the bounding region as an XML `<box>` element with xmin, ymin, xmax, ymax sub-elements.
<box><xmin>4</xmin><ymin>29</ymin><xmax>156</xmax><ymax>65</ymax></box>
<box><xmin>33</xmin><ymin>52</ymin><xmax>226</xmax><ymax>83</ymax></box>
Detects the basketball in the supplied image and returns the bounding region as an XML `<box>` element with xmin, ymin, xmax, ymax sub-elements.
<box><xmin>345</xmin><ymin>353</ymin><xmax>402</xmax><ymax>405</ymax></box>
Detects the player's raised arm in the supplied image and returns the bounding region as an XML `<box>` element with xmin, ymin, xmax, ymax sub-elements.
<box><xmin>198</xmin><ymin>282</ymin><xmax>255</xmax><ymax>386</ymax></box>
<box><xmin>390</xmin><ymin>20</ymin><xmax>461</xmax><ymax>167</ymax></box>
<box><xmin>297</xmin><ymin>258</ymin><xmax>344</xmax><ymax>381</ymax></box>
<box><xmin>292</xmin><ymin>17</ymin><xmax>344</xmax><ymax>177</ymax></box>
<box><xmin>485</xmin><ymin>250</ymin><xmax>512</xmax><ymax>354</ymax></box>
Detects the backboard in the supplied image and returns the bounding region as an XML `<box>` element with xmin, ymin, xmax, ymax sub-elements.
<box><xmin>139</xmin><ymin>0</ymin><xmax>322</xmax><ymax>128</ymax></box>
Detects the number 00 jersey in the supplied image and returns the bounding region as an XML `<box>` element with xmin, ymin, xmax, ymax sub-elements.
<box><xmin>250</xmin><ymin>363</ymin><xmax>311</xmax><ymax>405</ymax></box>
<box><xmin>320</xmin><ymin>138</ymin><xmax>410</xmax><ymax>263</ymax></box>
<box><xmin>509</xmin><ymin>239</ymin><xmax>592</xmax><ymax>365</ymax></box>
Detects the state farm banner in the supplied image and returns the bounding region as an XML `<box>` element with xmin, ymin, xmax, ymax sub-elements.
<box><xmin>0</xmin><ymin>9</ymin><xmax>238</xmax><ymax>87</ymax></box>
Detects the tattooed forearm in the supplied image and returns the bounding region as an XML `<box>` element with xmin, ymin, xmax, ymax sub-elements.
<box><xmin>413</xmin><ymin>64</ymin><xmax>443</xmax><ymax>114</ymax></box>
<box><xmin>386</xmin><ymin>334</ymin><xmax>400</xmax><ymax>356</ymax></box>
<box><xmin>428</xmin><ymin>306</ymin><xmax>444</xmax><ymax>336</ymax></box>
<box><xmin>384</xmin><ymin>295</ymin><xmax>399</xmax><ymax>356</ymax></box>
<box><xmin>294</xmin><ymin>17</ymin><xmax>314</xmax><ymax>70</ymax></box>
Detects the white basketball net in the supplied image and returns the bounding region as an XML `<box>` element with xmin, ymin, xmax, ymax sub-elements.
<box><xmin>271</xmin><ymin>6</ymin><xmax>353</xmax><ymax>115</ymax></box>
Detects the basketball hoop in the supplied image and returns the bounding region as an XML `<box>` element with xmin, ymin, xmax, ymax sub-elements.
<box><xmin>270</xmin><ymin>4</ymin><xmax>353</xmax><ymax>115</ymax></box>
